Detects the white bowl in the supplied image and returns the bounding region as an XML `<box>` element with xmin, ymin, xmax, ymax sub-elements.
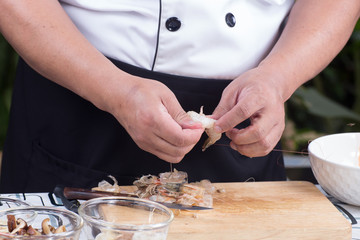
<box><xmin>308</xmin><ymin>132</ymin><xmax>360</xmax><ymax>206</ymax></box>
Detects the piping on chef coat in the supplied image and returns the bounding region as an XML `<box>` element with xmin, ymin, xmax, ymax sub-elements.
<box><xmin>59</xmin><ymin>0</ymin><xmax>294</xmax><ymax>79</ymax></box>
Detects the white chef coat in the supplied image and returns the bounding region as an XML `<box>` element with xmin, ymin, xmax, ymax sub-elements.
<box><xmin>59</xmin><ymin>0</ymin><xmax>294</xmax><ymax>79</ymax></box>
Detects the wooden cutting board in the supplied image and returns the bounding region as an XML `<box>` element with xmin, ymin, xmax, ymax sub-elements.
<box><xmin>166</xmin><ymin>181</ymin><xmax>350</xmax><ymax>240</ymax></box>
<box><xmin>102</xmin><ymin>181</ymin><xmax>350</xmax><ymax>239</ymax></box>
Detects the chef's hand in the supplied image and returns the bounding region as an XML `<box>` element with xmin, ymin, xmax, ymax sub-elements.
<box><xmin>109</xmin><ymin>74</ymin><xmax>204</xmax><ymax>163</ymax></box>
<box><xmin>0</xmin><ymin>0</ymin><xmax>202</xmax><ymax>164</ymax></box>
<box><xmin>211</xmin><ymin>0</ymin><xmax>360</xmax><ymax>158</ymax></box>
<box><xmin>212</xmin><ymin>67</ymin><xmax>285</xmax><ymax>158</ymax></box>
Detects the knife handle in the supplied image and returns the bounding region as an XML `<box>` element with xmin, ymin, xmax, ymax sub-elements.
<box><xmin>53</xmin><ymin>185</ymin><xmax>80</xmax><ymax>213</ymax></box>
<box><xmin>63</xmin><ymin>187</ymin><xmax>138</xmax><ymax>200</ymax></box>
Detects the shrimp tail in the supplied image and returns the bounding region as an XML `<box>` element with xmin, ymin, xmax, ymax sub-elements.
<box><xmin>202</xmin><ymin>128</ymin><xmax>221</xmax><ymax>151</ymax></box>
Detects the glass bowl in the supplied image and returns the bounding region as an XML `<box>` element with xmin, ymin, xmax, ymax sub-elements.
<box><xmin>0</xmin><ymin>197</ymin><xmax>31</xmax><ymax>210</ymax></box>
<box><xmin>0</xmin><ymin>206</ymin><xmax>83</xmax><ymax>239</ymax></box>
<box><xmin>78</xmin><ymin>196</ymin><xmax>174</xmax><ymax>240</ymax></box>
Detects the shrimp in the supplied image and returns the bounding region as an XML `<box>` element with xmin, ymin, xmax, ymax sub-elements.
<box><xmin>187</xmin><ymin>106</ymin><xmax>221</xmax><ymax>151</ymax></box>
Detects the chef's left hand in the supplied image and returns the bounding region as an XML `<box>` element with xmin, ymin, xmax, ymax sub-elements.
<box><xmin>212</xmin><ymin>67</ymin><xmax>286</xmax><ymax>158</ymax></box>
<box><xmin>211</xmin><ymin>0</ymin><xmax>360</xmax><ymax>158</ymax></box>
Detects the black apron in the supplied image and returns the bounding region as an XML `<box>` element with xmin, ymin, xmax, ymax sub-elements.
<box><xmin>0</xmin><ymin>58</ymin><xmax>286</xmax><ymax>193</ymax></box>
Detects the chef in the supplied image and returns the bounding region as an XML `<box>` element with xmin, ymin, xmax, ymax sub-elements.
<box><xmin>0</xmin><ymin>0</ymin><xmax>359</xmax><ymax>192</ymax></box>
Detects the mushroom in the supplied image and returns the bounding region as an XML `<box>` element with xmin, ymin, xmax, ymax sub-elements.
<box><xmin>16</xmin><ymin>228</ymin><xmax>27</xmax><ymax>235</ymax></box>
<box><xmin>41</xmin><ymin>218</ymin><xmax>52</xmax><ymax>235</ymax></box>
<box><xmin>10</xmin><ymin>218</ymin><xmax>27</xmax><ymax>235</ymax></box>
<box><xmin>54</xmin><ymin>225</ymin><xmax>66</xmax><ymax>234</ymax></box>
<box><xmin>49</xmin><ymin>225</ymin><xmax>56</xmax><ymax>233</ymax></box>
<box><xmin>6</xmin><ymin>215</ymin><xmax>16</xmax><ymax>233</ymax></box>
<box><xmin>26</xmin><ymin>225</ymin><xmax>42</xmax><ymax>236</ymax></box>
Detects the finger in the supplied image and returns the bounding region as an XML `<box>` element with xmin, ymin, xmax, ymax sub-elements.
<box><xmin>229</xmin><ymin>119</ymin><xmax>284</xmax><ymax>158</ymax></box>
<box><xmin>162</xmin><ymin>95</ymin><xmax>203</xmax><ymax>130</ymax></box>
<box><xmin>140</xmin><ymin>129</ymin><xmax>202</xmax><ymax>163</ymax></box>
<box><xmin>226</xmin><ymin>109</ymin><xmax>281</xmax><ymax>145</ymax></box>
<box><xmin>211</xmin><ymin>88</ymin><xmax>234</xmax><ymax>120</ymax></box>
<box><xmin>177</xmin><ymin>112</ymin><xmax>204</xmax><ymax>129</ymax></box>
<box><xmin>215</xmin><ymin>95</ymin><xmax>263</xmax><ymax>133</ymax></box>
<box><xmin>152</xmin><ymin>105</ymin><xmax>204</xmax><ymax>146</ymax></box>
<box><xmin>149</xmin><ymin>141</ymin><xmax>198</xmax><ymax>163</ymax></box>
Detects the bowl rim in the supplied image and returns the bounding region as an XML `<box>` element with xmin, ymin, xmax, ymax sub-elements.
<box><xmin>308</xmin><ymin>132</ymin><xmax>360</xmax><ymax>171</ymax></box>
<box><xmin>78</xmin><ymin>196</ymin><xmax>174</xmax><ymax>231</ymax></box>
<box><xmin>0</xmin><ymin>206</ymin><xmax>84</xmax><ymax>239</ymax></box>
<box><xmin>0</xmin><ymin>197</ymin><xmax>31</xmax><ymax>207</ymax></box>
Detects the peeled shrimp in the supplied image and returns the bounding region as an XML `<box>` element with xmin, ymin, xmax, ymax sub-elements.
<box><xmin>187</xmin><ymin>106</ymin><xmax>221</xmax><ymax>151</ymax></box>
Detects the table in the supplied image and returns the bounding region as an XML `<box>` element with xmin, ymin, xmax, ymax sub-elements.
<box><xmin>1</xmin><ymin>184</ymin><xmax>359</xmax><ymax>240</ymax></box>
<box><xmin>315</xmin><ymin>186</ymin><xmax>360</xmax><ymax>240</ymax></box>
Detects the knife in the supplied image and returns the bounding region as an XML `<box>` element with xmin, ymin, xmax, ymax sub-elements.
<box><xmin>63</xmin><ymin>187</ymin><xmax>212</xmax><ymax>210</ymax></box>
<box><xmin>53</xmin><ymin>185</ymin><xmax>81</xmax><ymax>213</ymax></box>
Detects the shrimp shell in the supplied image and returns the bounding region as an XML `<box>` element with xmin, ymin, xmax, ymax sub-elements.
<box><xmin>187</xmin><ymin>106</ymin><xmax>221</xmax><ymax>151</ymax></box>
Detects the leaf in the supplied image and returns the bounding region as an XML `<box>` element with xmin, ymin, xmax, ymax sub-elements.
<box><xmin>292</xmin><ymin>87</ymin><xmax>360</xmax><ymax>121</ymax></box>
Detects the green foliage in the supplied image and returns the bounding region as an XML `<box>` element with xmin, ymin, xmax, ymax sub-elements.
<box><xmin>294</xmin><ymin>87</ymin><xmax>360</xmax><ymax>121</ymax></box>
<box><xmin>0</xmin><ymin>34</ymin><xmax>18</xmax><ymax>150</ymax></box>
<box><xmin>283</xmin><ymin>20</ymin><xmax>360</xmax><ymax>151</ymax></box>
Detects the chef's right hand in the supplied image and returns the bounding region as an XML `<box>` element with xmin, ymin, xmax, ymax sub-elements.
<box><xmin>0</xmin><ymin>0</ymin><xmax>203</xmax><ymax>164</ymax></box>
<box><xmin>106</xmin><ymin>73</ymin><xmax>204</xmax><ymax>163</ymax></box>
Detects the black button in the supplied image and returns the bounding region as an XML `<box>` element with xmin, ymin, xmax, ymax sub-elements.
<box><xmin>225</xmin><ymin>13</ymin><xmax>236</xmax><ymax>27</ymax></box>
<box><xmin>166</xmin><ymin>17</ymin><xmax>181</xmax><ymax>32</ymax></box>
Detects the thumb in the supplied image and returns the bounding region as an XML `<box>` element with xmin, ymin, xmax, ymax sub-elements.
<box><xmin>211</xmin><ymin>97</ymin><xmax>235</xmax><ymax>133</ymax></box>
<box><xmin>162</xmin><ymin>94</ymin><xmax>202</xmax><ymax>130</ymax></box>
<box><xmin>212</xmin><ymin>104</ymin><xmax>230</xmax><ymax>120</ymax></box>
<box><xmin>212</xmin><ymin>87</ymin><xmax>234</xmax><ymax>120</ymax></box>
<box><xmin>176</xmin><ymin>111</ymin><xmax>203</xmax><ymax>129</ymax></box>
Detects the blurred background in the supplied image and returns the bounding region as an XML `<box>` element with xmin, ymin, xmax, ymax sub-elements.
<box><xmin>0</xmin><ymin>20</ymin><xmax>360</xmax><ymax>182</ymax></box>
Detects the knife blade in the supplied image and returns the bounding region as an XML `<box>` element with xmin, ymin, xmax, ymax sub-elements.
<box><xmin>63</xmin><ymin>187</ymin><xmax>213</xmax><ymax>210</ymax></box>
<box><xmin>63</xmin><ymin>187</ymin><xmax>138</xmax><ymax>199</ymax></box>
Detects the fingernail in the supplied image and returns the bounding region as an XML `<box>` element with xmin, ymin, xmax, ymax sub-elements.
<box><xmin>187</xmin><ymin>120</ymin><xmax>196</xmax><ymax>125</ymax></box>
<box><xmin>187</xmin><ymin>120</ymin><xmax>203</xmax><ymax>128</ymax></box>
